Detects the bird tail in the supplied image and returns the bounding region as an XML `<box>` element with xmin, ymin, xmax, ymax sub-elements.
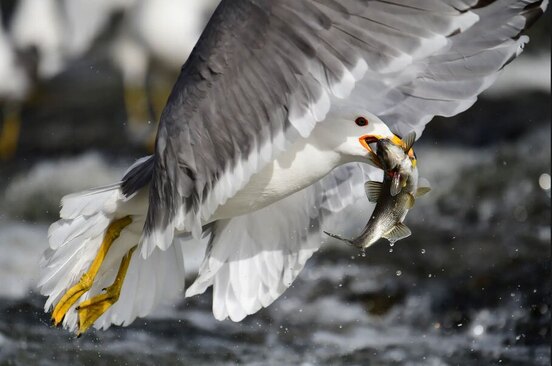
<box><xmin>38</xmin><ymin>158</ymin><xmax>186</xmax><ymax>334</ymax></box>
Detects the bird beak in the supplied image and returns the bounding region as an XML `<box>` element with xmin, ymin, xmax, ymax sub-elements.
<box><xmin>389</xmin><ymin>134</ymin><xmax>417</xmax><ymax>167</ymax></box>
<box><xmin>359</xmin><ymin>134</ymin><xmax>384</xmax><ymax>168</ymax></box>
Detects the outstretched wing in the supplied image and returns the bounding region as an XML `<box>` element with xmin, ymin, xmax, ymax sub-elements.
<box><xmin>140</xmin><ymin>0</ymin><xmax>546</xmax><ymax>255</ymax></box>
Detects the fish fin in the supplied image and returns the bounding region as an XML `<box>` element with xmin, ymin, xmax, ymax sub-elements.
<box><xmin>364</xmin><ymin>181</ymin><xmax>383</xmax><ymax>203</ymax></box>
<box><xmin>406</xmin><ymin>193</ymin><xmax>415</xmax><ymax>209</ymax></box>
<box><xmin>416</xmin><ymin>177</ymin><xmax>432</xmax><ymax>197</ymax></box>
<box><xmin>416</xmin><ymin>187</ymin><xmax>431</xmax><ymax>197</ymax></box>
<box><xmin>382</xmin><ymin>222</ymin><xmax>412</xmax><ymax>242</ymax></box>
<box><xmin>390</xmin><ymin>173</ymin><xmax>401</xmax><ymax>196</ymax></box>
<box><xmin>402</xmin><ymin>131</ymin><xmax>417</xmax><ymax>153</ymax></box>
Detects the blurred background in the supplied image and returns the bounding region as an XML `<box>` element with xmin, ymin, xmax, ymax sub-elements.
<box><xmin>0</xmin><ymin>1</ymin><xmax>550</xmax><ymax>365</ymax></box>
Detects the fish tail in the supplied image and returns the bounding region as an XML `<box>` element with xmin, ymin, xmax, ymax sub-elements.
<box><xmin>323</xmin><ymin>230</ymin><xmax>354</xmax><ymax>245</ymax></box>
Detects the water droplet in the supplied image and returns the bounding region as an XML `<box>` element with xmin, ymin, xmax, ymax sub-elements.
<box><xmin>389</xmin><ymin>248</ymin><xmax>394</xmax><ymax>253</ymax></box>
<box><xmin>389</xmin><ymin>242</ymin><xmax>395</xmax><ymax>247</ymax></box>
<box><xmin>361</xmin><ymin>250</ymin><xmax>366</xmax><ymax>257</ymax></box>
<box><xmin>396</xmin><ymin>270</ymin><xmax>402</xmax><ymax>276</ymax></box>
<box><xmin>473</xmin><ymin>325</ymin><xmax>484</xmax><ymax>336</ymax></box>
<box><xmin>421</xmin><ymin>249</ymin><xmax>426</xmax><ymax>254</ymax></box>
<box><xmin>539</xmin><ymin>173</ymin><xmax>551</xmax><ymax>190</ymax></box>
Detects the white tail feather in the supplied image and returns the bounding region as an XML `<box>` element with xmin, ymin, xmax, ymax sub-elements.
<box><xmin>38</xmin><ymin>175</ymin><xmax>190</xmax><ymax>333</ymax></box>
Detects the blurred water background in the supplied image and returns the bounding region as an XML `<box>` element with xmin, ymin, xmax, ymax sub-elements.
<box><xmin>0</xmin><ymin>1</ymin><xmax>550</xmax><ymax>365</ymax></box>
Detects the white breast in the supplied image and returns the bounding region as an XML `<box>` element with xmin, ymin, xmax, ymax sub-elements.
<box><xmin>211</xmin><ymin>133</ymin><xmax>346</xmax><ymax>221</ymax></box>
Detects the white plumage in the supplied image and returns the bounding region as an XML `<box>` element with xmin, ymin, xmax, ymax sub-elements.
<box><xmin>39</xmin><ymin>160</ymin><xmax>190</xmax><ymax>332</ymax></box>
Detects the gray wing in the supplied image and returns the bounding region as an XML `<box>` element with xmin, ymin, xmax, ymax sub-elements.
<box><xmin>139</xmin><ymin>0</ymin><xmax>546</xmax><ymax>256</ymax></box>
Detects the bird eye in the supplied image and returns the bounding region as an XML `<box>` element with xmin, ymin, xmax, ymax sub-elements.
<box><xmin>355</xmin><ymin>117</ymin><xmax>368</xmax><ymax>126</ymax></box>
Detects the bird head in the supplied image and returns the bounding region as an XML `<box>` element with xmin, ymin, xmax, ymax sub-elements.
<box><xmin>315</xmin><ymin>111</ymin><xmax>395</xmax><ymax>167</ymax></box>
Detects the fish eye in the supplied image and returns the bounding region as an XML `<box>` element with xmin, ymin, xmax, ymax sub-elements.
<box><xmin>355</xmin><ymin>117</ymin><xmax>368</xmax><ymax>127</ymax></box>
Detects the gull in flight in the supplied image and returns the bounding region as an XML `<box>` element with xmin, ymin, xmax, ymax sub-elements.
<box><xmin>38</xmin><ymin>0</ymin><xmax>548</xmax><ymax>335</ymax></box>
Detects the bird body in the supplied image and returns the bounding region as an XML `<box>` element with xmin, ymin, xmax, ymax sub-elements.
<box><xmin>37</xmin><ymin>0</ymin><xmax>548</xmax><ymax>333</ymax></box>
<box><xmin>212</xmin><ymin>114</ymin><xmax>393</xmax><ymax>220</ymax></box>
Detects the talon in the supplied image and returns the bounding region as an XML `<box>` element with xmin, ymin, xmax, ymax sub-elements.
<box><xmin>50</xmin><ymin>216</ymin><xmax>132</xmax><ymax>328</ymax></box>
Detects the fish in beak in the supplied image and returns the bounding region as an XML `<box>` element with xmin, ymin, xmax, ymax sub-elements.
<box><xmin>359</xmin><ymin>134</ymin><xmax>385</xmax><ymax>168</ymax></box>
<box><xmin>326</xmin><ymin>130</ymin><xmax>431</xmax><ymax>249</ymax></box>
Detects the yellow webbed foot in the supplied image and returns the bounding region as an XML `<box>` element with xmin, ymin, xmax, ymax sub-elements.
<box><xmin>51</xmin><ymin>273</ymin><xmax>94</xmax><ymax>326</ymax></box>
<box><xmin>76</xmin><ymin>246</ymin><xmax>136</xmax><ymax>335</ymax></box>
<box><xmin>50</xmin><ymin>216</ymin><xmax>133</xmax><ymax>327</ymax></box>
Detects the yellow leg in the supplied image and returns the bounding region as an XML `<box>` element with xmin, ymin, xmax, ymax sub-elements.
<box><xmin>51</xmin><ymin>216</ymin><xmax>132</xmax><ymax>326</ymax></box>
<box><xmin>0</xmin><ymin>105</ymin><xmax>22</xmax><ymax>161</ymax></box>
<box><xmin>76</xmin><ymin>246</ymin><xmax>136</xmax><ymax>336</ymax></box>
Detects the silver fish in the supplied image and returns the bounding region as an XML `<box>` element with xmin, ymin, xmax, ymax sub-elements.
<box><xmin>325</xmin><ymin>132</ymin><xmax>430</xmax><ymax>249</ymax></box>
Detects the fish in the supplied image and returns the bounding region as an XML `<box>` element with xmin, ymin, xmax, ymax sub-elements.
<box><xmin>324</xmin><ymin>132</ymin><xmax>431</xmax><ymax>249</ymax></box>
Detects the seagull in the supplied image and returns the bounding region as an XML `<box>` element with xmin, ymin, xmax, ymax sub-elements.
<box><xmin>39</xmin><ymin>0</ymin><xmax>548</xmax><ymax>335</ymax></box>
